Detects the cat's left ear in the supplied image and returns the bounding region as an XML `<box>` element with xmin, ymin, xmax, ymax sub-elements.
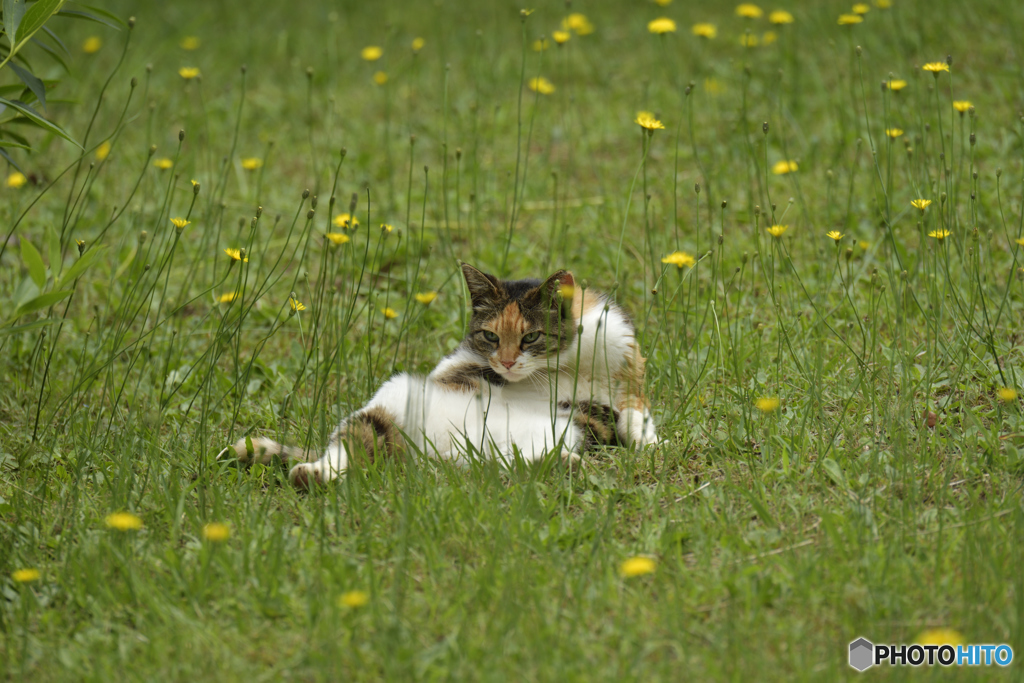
<box><xmin>527</xmin><ymin>270</ymin><xmax>575</xmax><ymax>318</ymax></box>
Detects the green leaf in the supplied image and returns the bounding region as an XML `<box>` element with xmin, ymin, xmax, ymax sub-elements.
<box><xmin>0</xmin><ymin>139</ymin><xmax>31</xmax><ymax>150</ymax></box>
<box><xmin>46</xmin><ymin>225</ymin><xmax>61</xmax><ymax>280</ymax></box>
<box><xmin>8</xmin><ymin>61</ymin><xmax>46</xmax><ymax>109</ymax></box>
<box><xmin>0</xmin><ymin>317</ymin><xmax>60</xmax><ymax>336</ymax></box>
<box><xmin>32</xmin><ymin>33</ymin><xmax>70</xmax><ymax>72</ymax></box>
<box><xmin>14</xmin><ymin>0</ymin><xmax>63</xmax><ymax>47</ymax></box>
<box><xmin>57</xmin><ymin>5</ymin><xmax>126</xmax><ymax>30</ymax></box>
<box><xmin>0</xmin><ymin>96</ymin><xmax>79</xmax><ymax>147</ymax></box>
<box><xmin>10</xmin><ymin>289</ymin><xmax>72</xmax><ymax>323</ymax></box>
<box><xmin>0</xmin><ymin>146</ymin><xmax>23</xmax><ymax>168</ymax></box>
<box><xmin>4</xmin><ymin>0</ymin><xmax>27</xmax><ymax>49</ymax></box>
<box><xmin>20</xmin><ymin>235</ymin><xmax>45</xmax><ymax>288</ymax></box>
<box><xmin>821</xmin><ymin>458</ymin><xmax>847</xmax><ymax>489</ymax></box>
<box><xmin>56</xmin><ymin>245</ymin><xmax>104</xmax><ymax>289</ymax></box>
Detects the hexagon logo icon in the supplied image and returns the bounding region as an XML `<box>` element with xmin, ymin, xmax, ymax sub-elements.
<box><xmin>849</xmin><ymin>638</ymin><xmax>874</xmax><ymax>671</ymax></box>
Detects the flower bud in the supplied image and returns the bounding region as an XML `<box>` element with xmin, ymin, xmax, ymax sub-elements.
<box><xmin>179</xmin><ymin>130</ymin><xmax>185</xmax><ymax>142</ymax></box>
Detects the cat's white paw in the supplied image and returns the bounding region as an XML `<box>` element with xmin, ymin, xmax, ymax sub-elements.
<box><xmin>561</xmin><ymin>451</ymin><xmax>584</xmax><ymax>472</ymax></box>
<box><xmin>618</xmin><ymin>408</ymin><xmax>660</xmax><ymax>448</ymax></box>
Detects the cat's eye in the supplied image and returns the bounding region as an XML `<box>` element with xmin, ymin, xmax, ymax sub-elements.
<box><xmin>522</xmin><ymin>331</ymin><xmax>542</xmax><ymax>344</ymax></box>
<box><xmin>482</xmin><ymin>330</ymin><xmax>500</xmax><ymax>343</ymax></box>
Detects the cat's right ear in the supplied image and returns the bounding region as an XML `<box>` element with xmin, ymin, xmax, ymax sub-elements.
<box><xmin>461</xmin><ymin>263</ymin><xmax>501</xmax><ymax>308</ymax></box>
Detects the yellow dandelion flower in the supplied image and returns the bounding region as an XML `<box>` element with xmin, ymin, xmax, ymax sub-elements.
<box><xmin>414</xmin><ymin>291</ymin><xmax>438</xmax><ymax>304</ymax></box>
<box><xmin>648</xmin><ymin>17</ymin><xmax>677</xmax><ymax>34</ymax></box>
<box><xmin>380</xmin><ymin>224</ymin><xmax>394</xmax><ymax>233</ymax></box>
<box><xmin>740</xmin><ymin>33</ymin><xmax>759</xmax><ymax>47</ymax></box>
<box><xmin>915</xmin><ymin>629</ymin><xmax>964</xmax><ymax>647</ymax></box>
<box><xmin>558</xmin><ymin>284</ymin><xmax>575</xmax><ymax>299</ymax></box>
<box><xmin>953</xmin><ymin>100</ymin><xmax>972</xmax><ymax>113</ymax></box>
<box><xmin>923</xmin><ymin>62</ymin><xmax>949</xmax><ymax>74</ymax></box>
<box><xmin>620</xmin><ymin>556</ymin><xmax>657</xmax><ymax>578</ymax></box>
<box><xmin>562</xmin><ymin>13</ymin><xmax>594</xmax><ymax>35</ymax></box>
<box><xmin>218</xmin><ymin>292</ymin><xmax>238</xmax><ymax>303</ymax></box>
<box><xmin>772</xmin><ymin>159</ymin><xmax>798</xmax><ymax>175</ymax></box>
<box><xmin>691</xmin><ymin>23</ymin><xmax>717</xmax><ymax>38</ymax></box>
<box><xmin>661</xmin><ymin>251</ymin><xmax>695</xmax><ymax>268</ymax></box>
<box><xmin>83</xmin><ymin>36</ymin><xmax>102</xmax><ymax>54</ymax></box>
<box><xmin>13</xmin><ymin>568</ymin><xmax>41</xmax><ymax>583</ymax></box>
<box><xmin>528</xmin><ymin>77</ymin><xmax>555</xmax><ymax>94</ymax></box>
<box><xmin>332</xmin><ymin>213</ymin><xmax>360</xmax><ymax>229</ymax></box>
<box><xmin>736</xmin><ymin>3</ymin><xmax>764</xmax><ymax>18</ymax></box>
<box><xmin>153</xmin><ymin>158</ymin><xmax>174</xmax><ymax>170</ymax></box>
<box><xmin>224</xmin><ymin>248</ymin><xmax>249</xmax><ymax>263</ymax></box>
<box><xmin>202</xmin><ymin>522</ymin><xmax>230</xmax><ymax>542</ymax></box>
<box><xmin>373</xmin><ymin>71</ymin><xmax>388</xmax><ymax>85</ymax></box>
<box><xmin>361</xmin><ymin>46</ymin><xmax>383</xmax><ymax>61</ymax></box>
<box><xmin>653</xmin><ymin>0</ymin><xmax>672</xmax><ymax>5</ymax></box>
<box><xmin>635</xmin><ymin>111</ymin><xmax>665</xmax><ymax>131</ymax></box>
<box><xmin>191</xmin><ymin>179</ymin><xmax>199</xmax><ymax>187</ymax></box>
<box><xmin>179</xmin><ymin>67</ymin><xmax>200</xmax><ymax>79</ymax></box>
<box><xmin>837</xmin><ymin>14</ymin><xmax>863</xmax><ymax>24</ymax></box>
<box><xmin>762</xmin><ymin>30</ymin><xmax>777</xmax><ymax>44</ymax></box>
<box><xmin>911</xmin><ymin>198</ymin><xmax>932</xmax><ymax>211</ymax></box>
<box><xmin>827</xmin><ymin>230</ymin><xmax>844</xmax><ymax>241</ymax></box>
<box><xmin>289</xmin><ymin>298</ymin><xmax>306</xmax><ymax>312</ymax></box>
<box><xmin>928</xmin><ymin>229</ymin><xmax>951</xmax><ymax>240</ymax></box>
<box><xmin>1015</xmin><ymin>237</ymin><xmax>1024</xmax><ymax>246</ymax></box>
<box><xmin>885</xmin><ymin>128</ymin><xmax>904</xmax><ymax>138</ymax></box>
<box><xmin>852</xmin><ymin>3</ymin><xmax>870</xmax><ymax>14</ymax></box>
<box><xmin>704</xmin><ymin>78</ymin><xmax>723</xmax><ymax>94</ymax></box>
<box><xmin>383</xmin><ymin>307</ymin><xmax>399</xmax><ymax>319</ymax></box>
<box><xmin>180</xmin><ymin>36</ymin><xmax>201</xmax><ymax>50</ymax></box>
<box><xmin>769</xmin><ymin>10</ymin><xmax>794</xmax><ymax>24</ymax></box>
<box><xmin>105</xmin><ymin>511</ymin><xmax>143</xmax><ymax>531</ymax></box>
<box><xmin>875</xmin><ymin>0</ymin><xmax>892</xmax><ymax>7</ymax></box>
<box><xmin>552</xmin><ymin>30</ymin><xmax>571</xmax><ymax>44</ymax></box>
<box><xmin>859</xmin><ymin>240</ymin><xmax>870</xmax><ymax>250</ymax></box>
<box><xmin>996</xmin><ymin>387</ymin><xmax>1018</xmax><ymax>403</ymax></box>
<box><xmin>766</xmin><ymin>225</ymin><xmax>788</xmax><ymax>238</ymax></box>
<box><xmin>241</xmin><ymin>157</ymin><xmax>263</xmax><ymax>170</ymax></box>
<box><xmin>96</xmin><ymin>141</ymin><xmax>111</xmax><ymax>161</ymax></box>
<box><xmin>6</xmin><ymin>172</ymin><xmax>27</xmax><ymax>189</ymax></box>
<box><xmin>411</xmin><ymin>37</ymin><xmax>425</xmax><ymax>52</ymax></box>
<box><xmin>532</xmin><ymin>38</ymin><xmax>549</xmax><ymax>52</ymax></box>
<box><xmin>338</xmin><ymin>590</ymin><xmax>369</xmax><ymax>608</ymax></box>
<box><xmin>755</xmin><ymin>397</ymin><xmax>780</xmax><ymax>413</ymax></box>
<box><xmin>170</xmin><ymin>217</ymin><xmax>190</xmax><ymax>229</ymax></box>
<box><xmin>326</xmin><ymin>232</ymin><xmax>351</xmax><ymax>245</ymax></box>
<box><xmin>888</xmin><ymin>79</ymin><xmax>907</xmax><ymax>91</ymax></box>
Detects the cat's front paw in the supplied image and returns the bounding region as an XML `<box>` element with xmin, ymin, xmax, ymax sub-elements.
<box><xmin>288</xmin><ymin>463</ymin><xmax>322</xmax><ymax>491</ymax></box>
<box><xmin>560</xmin><ymin>451</ymin><xmax>585</xmax><ymax>472</ymax></box>
<box><xmin>618</xmin><ymin>408</ymin><xmax>660</xmax><ymax>448</ymax></box>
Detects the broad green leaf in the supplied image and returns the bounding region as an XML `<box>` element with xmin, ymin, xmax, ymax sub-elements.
<box><xmin>56</xmin><ymin>245</ymin><xmax>104</xmax><ymax>289</ymax></box>
<box><xmin>821</xmin><ymin>458</ymin><xmax>847</xmax><ymax>489</ymax></box>
<box><xmin>0</xmin><ymin>96</ymin><xmax>79</xmax><ymax>147</ymax></box>
<box><xmin>9</xmin><ymin>61</ymin><xmax>45</xmax><ymax>109</ymax></box>
<box><xmin>14</xmin><ymin>0</ymin><xmax>63</xmax><ymax>47</ymax></box>
<box><xmin>46</xmin><ymin>225</ymin><xmax>61</xmax><ymax>280</ymax></box>
<box><xmin>57</xmin><ymin>5</ymin><xmax>126</xmax><ymax>30</ymax></box>
<box><xmin>4</xmin><ymin>0</ymin><xmax>27</xmax><ymax>49</ymax></box>
<box><xmin>10</xmin><ymin>289</ymin><xmax>72</xmax><ymax>323</ymax></box>
<box><xmin>20</xmin><ymin>235</ymin><xmax>45</xmax><ymax>288</ymax></box>
<box><xmin>0</xmin><ymin>317</ymin><xmax>60</xmax><ymax>337</ymax></box>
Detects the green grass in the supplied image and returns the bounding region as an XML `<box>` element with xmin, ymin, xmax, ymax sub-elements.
<box><xmin>3</xmin><ymin>0</ymin><xmax>1024</xmax><ymax>679</ymax></box>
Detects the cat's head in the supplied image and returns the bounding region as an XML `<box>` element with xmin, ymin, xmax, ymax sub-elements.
<box><xmin>461</xmin><ymin>263</ymin><xmax>577</xmax><ymax>382</ymax></box>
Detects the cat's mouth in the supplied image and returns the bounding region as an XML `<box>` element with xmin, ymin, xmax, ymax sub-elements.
<box><xmin>492</xmin><ymin>361</ymin><xmax>532</xmax><ymax>382</ymax></box>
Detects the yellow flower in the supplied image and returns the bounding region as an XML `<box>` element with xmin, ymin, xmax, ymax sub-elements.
<box><xmin>859</xmin><ymin>240</ymin><xmax>870</xmax><ymax>250</ymax></box>
<box><xmin>170</xmin><ymin>217</ymin><xmax>190</xmax><ymax>229</ymax></box>
<box><xmin>735</xmin><ymin>3</ymin><xmax>764</xmax><ymax>18</ymax></box>
<box><xmin>180</xmin><ymin>36</ymin><xmax>200</xmax><ymax>50</ymax></box>
<box><xmin>772</xmin><ymin>160</ymin><xmax>798</xmax><ymax>175</ymax></box>
<box><xmin>755</xmin><ymin>397</ymin><xmax>780</xmax><ymax>413</ymax></box>
<box><xmin>827</xmin><ymin>230</ymin><xmax>844</xmax><ymax>241</ymax></box>
<box><xmin>769</xmin><ymin>10</ymin><xmax>794</xmax><ymax>24</ymax></box>
<box><xmin>928</xmin><ymin>229</ymin><xmax>951</xmax><ymax>240</ymax></box>
<box><xmin>380</xmin><ymin>224</ymin><xmax>394</xmax><ymax>233</ymax></box>
<box><xmin>332</xmin><ymin>213</ymin><xmax>360</xmax><ymax>229</ymax></box>
<box><xmin>12</xmin><ymin>568</ymin><xmax>41</xmax><ymax>583</ymax></box>
<box><xmin>953</xmin><ymin>100</ymin><xmax>972</xmax><ymax>113</ymax></box>
<box><xmin>852</xmin><ymin>3</ymin><xmax>870</xmax><ymax>14</ymax></box>
<box><xmin>996</xmin><ymin>387</ymin><xmax>1018</xmax><ymax>403</ymax></box>
<box><xmin>338</xmin><ymin>590</ymin><xmax>369</xmax><ymax>608</ymax></box>
<box><xmin>558</xmin><ymin>284</ymin><xmax>575</xmax><ymax>299</ymax></box>
<box><xmin>411</xmin><ymin>37</ymin><xmax>425</xmax><ymax>52</ymax></box>
<box><xmin>653</xmin><ymin>0</ymin><xmax>672</xmax><ymax>5</ymax></box>
<box><xmin>740</xmin><ymin>33</ymin><xmax>759</xmax><ymax>47</ymax></box>
<box><xmin>6</xmin><ymin>171</ymin><xmax>27</xmax><ymax>189</ymax></box>
<box><xmin>414</xmin><ymin>291</ymin><xmax>438</xmax><ymax>304</ymax></box>
<box><xmin>326</xmin><ymin>232</ymin><xmax>351</xmax><ymax>245</ymax></box>
<box><xmin>373</xmin><ymin>71</ymin><xmax>388</xmax><ymax>85</ymax></box>
<box><xmin>241</xmin><ymin>157</ymin><xmax>263</xmax><ymax>170</ymax></box>
<box><xmin>875</xmin><ymin>0</ymin><xmax>892</xmax><ymax>7</ymax></box>
<box><xmin>96</xmin><ymin>141</ymin><xmax>111</xmax><ymax>161</ymax></box>
<box><xmin>704</xmin><ymin>78</ymin><xmax>723</xmax><ymax>94</ymax></box>
<box><xmin>289</xmin><ymin>298</ymin><xmax>306</xmax><ymax>312</ymax></box>
<box><xmin>191</xmin><ymin>179</ymin><xmax>199</xmax><ymax>187</ymax></box>
<box><xmin>661</xmin><ymin>251</ymin><xmax>695</xmax><ymax>268</ymax></box>
<box><xmin>528</xmin><ymin>77</ymin><xmax>555</xmax><ymax>95</ymax></box>
<box><xmin>911</xmin><ymin>198</ymin><xmax>932</xmax><ymax>211</ymax></box>
<box><xmin>648</xmin><ymin>17</ymin><xmax>677</xmax><ymax>34</ymax></box>
<box><xmin>361</xmin><ymin>46</ymin><xmax>383</xmax><ymax>61</ymax></box>
<box><xmin>153</xmin><ymin>158</ymin><xmax>174</xmax><ymax>170</ymax></box>
<box><xmin>837</xmin><ymin>14</ymin><xmax>863</xmax><ymax>24</ymax></box>
<box><xmin>762</xmin><ymin>30</ymin><xmax>777</xmax><ymax>45</ymax></box>
<box><xmin>105</xmin><ymin>511</ymin><xmax>143</xmax><ymax>531</ymax></box>
<box><xmin>888</xmin><ymin>79</ymin><xmax>907</xmax><ymax>91</ymax></box>
<box><xmin>923</xmin><ymin>62</ymin><xmax>949</xmax><ymax>73</ymax></box>
<box><xmin>562</xmin><ymin>13</ymin><xmax>594</xmax><ymax>35</ymax></box>
<box><xmin>691</xmin><ymin>23</ymin><xmax>717</xmax><ymax>39</ymax></box>
<box><xmin>635</xmin><ymin>111</ymin><xmax>665</xmax><ymax>131</ymax></box>
<box><xmin>885</xmin><ymin>128</ymin><xmax>904</xmax><ymax>138</ymax></box>
<box><xmin>552</xmin><ymin>30</ymin><xmax>571</xmax><ymax>44</ymax></box>
<box><xmin>202</xmin><ymin>522</ymin><xmax>230</xmax><ymax>542</ymax></box>
<box><xmin>766</xmin><ymin>225</ymin><xmax>788</xmax><ymax>238</ymax></box>
<box><xmin>224</xmin><ymin>248</ymin><xmax>249</xmax><ymax>263</ymax></box>
<box><xmin>83</xmin><ymin>36</ymin><xmax>102</xmax><ymax>54</ymax></box>
<box><xmin>620</xmin><ymin>556</ymin><xmax>657</xmax><ymax>577</ymax></box>
<box><xmin>1015</xmin><ymin>237</ymin><xmax>1024</xmax><ymax>246</ymax></box>
<box><xmin>383</xmin><ymin>307</ymin><xmax>399</xmax><ymax>319</ymax></box>
<box><xmin>915</xmin><ymin>629</ymin><xmax>964</xmax><ymax>647</ymax></box>
<box><xmin>532</xmin><ymin>38</ymin><xmax>549</xmax><ymax>52</ymax></box>
<box><xmin>218</xmin><ymin>292</ymin><xmax>238</xmax><ymax>303</ymax></box>
<box><xmin>179</xmin><ymin>67</ymin><xmax>201</xmax><ymax>79</ymax></box>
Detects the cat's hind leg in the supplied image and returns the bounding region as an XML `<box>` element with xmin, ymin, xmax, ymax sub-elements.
<box><xmin>219</xmin><ymin>436</ymin><xmax>316</xmax><ymax>466</ymax></box>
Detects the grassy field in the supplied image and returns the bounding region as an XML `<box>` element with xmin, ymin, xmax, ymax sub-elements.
<box><xmin>2</xmin><ymin>0</ymin><xmax>1024</xmax><ymax>679</ymax></box>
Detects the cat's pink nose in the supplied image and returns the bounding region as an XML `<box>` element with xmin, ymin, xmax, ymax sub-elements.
<box><xmin>501</xmin><ymin>360</ymin><xmax>515</xmax><ymax>369</ymax></box>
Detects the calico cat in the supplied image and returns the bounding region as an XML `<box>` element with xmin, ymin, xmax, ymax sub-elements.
<box><xmin>222</xmin><ymin>264</ymin><xmax>658</xmax><ymax>488</ymax></box>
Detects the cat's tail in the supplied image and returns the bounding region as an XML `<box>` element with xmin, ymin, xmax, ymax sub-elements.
<box><xmin>218</xmin><ymin>436</ymin><xmax>316</xmax><ymax>465</ymax></box>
